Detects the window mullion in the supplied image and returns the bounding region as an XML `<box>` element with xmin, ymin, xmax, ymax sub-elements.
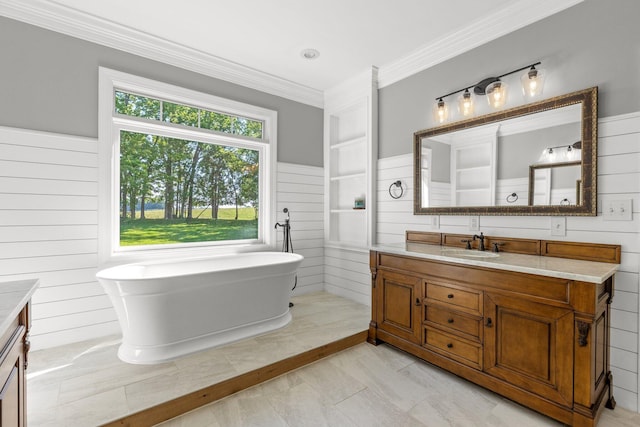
<box><xmin>113</xmin><ymin>115</ymin><xmax>266</xmax><ymax>149</ymax></box>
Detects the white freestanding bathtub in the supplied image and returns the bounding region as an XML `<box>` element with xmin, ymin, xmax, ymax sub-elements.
<box><xmin>96</xmin><ymin>251</ymin><xmax>303</xmax><ymax>364</ymax></box>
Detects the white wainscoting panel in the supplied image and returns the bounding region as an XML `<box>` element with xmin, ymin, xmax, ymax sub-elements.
<box><xmin>276</xmin><ymin>162</ymin><xmax>325</xmax><ymax>295</ymax></box>
<box><xmin>324</xmin><ymin>246</ymin><xmax>370</xmax><ymax>306</ymax></box>
<box><xmin>496</xmin><ymin>177</ymin><xmax>529</xmax><ymax>206</ymax></box>
<box><xmin>376</xmin><ymin>112</ymin><xmax>640</xmax><ymax>412</ymax></box>
<box><xmin>0</xmin><ymin>126</ymin><xmax>118</xmax><ymax>350</ymax></box>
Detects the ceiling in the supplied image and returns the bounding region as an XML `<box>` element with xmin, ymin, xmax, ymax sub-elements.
<box><xmin>0</xmin><ymin>0</ymin><xmax>583</xmax><ymax>106</ymax></box>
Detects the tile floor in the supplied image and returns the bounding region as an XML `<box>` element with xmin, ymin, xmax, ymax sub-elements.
<box><xmin>158</xmin><ymin>342</ymin><xmax>640</xmax><ymax>427</ymax></box>
<box><xmin>27</xmin><ymin>292</ymin><xmax>370</xmax><ymax>426</ymax></box>
<box><xmin>27</xmin><ymin>290</ymin><xmax>640</xmax><ymax>427</ymax></box>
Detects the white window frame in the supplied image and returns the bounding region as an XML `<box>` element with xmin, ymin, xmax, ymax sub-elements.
<box><xmin>98</xmin><ymin>67</ymin><xmax>277</xmax><ymax>266</ymax></box>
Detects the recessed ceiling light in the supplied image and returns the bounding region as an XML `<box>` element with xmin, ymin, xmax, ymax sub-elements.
<box><xmin>300</xmin><ymin>48</ymin><xmax>320</xmax><ymax>60</ymax></box>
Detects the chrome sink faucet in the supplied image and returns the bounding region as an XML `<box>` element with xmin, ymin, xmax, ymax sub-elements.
<box><xmin>473</xmin><ymin>232</ymin><xmax>486</xmax><ymax>251</ymax></box>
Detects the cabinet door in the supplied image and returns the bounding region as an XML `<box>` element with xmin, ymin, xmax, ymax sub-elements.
<box><xmin>0</xmin><ymin>337</ymin><xmax>24</xmax><ymax>427</ymax></box>
<box><xmin>484</xmin><ymin>293</ymin><xmax>573</xmax><ymax>407</ymax></box>
<box><xmin>376</xmin><ymin>270</ymin><xmax>422</xmax><ymax>344</ymax></box>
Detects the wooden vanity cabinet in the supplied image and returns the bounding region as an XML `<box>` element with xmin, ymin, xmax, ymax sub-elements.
<box><xmin>369</xmin><ymin>250</ymin><xmax>615</xmax><ymax>427</ymax></box>
<box><xmin>424</xmin><ymin>281</ymin><xmax>483</xmax><ymax>370</ymax></box>
<box><xmin>375</xmin><ymin>270</ymin><xmax>422</xmax><ymax>345</ymax></box>
<box><xmin>0</xmin><ymin>302</ymin><xmax>30</xmax><ymax>427</ymax></box>
<box><xmin>483</xmin><ymin>293</ymin><xmax>574</xmax><ymax>408</ymax></box>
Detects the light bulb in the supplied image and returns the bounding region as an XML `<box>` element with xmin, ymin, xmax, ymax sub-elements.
<box><xmin>433</xmin><ymin>98</ymin><xmax>449</xmax><ymax>124</ymax></box>
<box><xmin>567</xmin><ymin>145</ymin><xmax>581</xmax><ymax>162</ymax></box>
<box><xmin>521</xmin><ymin>66</ymin><xmax>545</xmax><ymax>99</ymax></box>
<box><xmin>457</xmin><ymin>90</ymin><xmax>474</xmax><ymax>117</ymax></box>
<box><xmin>537</xmin><ymin>148</ymin><xmax>549</xmax><ymax>163</ymax></box>
<box><xmin>486</xmin><ymin>81</ymin><xmax>507</xmax><ymax>108</ymax></box>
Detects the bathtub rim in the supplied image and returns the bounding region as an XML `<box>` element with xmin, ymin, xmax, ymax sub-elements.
<box><xmin>96</xmin><ymin>251</ymin><xmax>304</xmax><ymax>282</ymax></box>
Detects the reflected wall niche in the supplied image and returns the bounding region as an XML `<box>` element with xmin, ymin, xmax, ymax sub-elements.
<box><xmin>414</xmin><ymin>87</ymin><xmax>598</xmax><ymax>216</ymax></box>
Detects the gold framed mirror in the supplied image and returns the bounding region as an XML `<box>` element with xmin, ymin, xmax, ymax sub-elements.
<box><xmin>414</xmin><ymin>87</ymin><xmax>597</xmax><ymax>216</ymax></box>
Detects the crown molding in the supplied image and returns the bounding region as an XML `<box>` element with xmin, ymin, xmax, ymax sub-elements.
<box><xmin>0</xmin><ymin>0</ymin><xmax>324</xmax><ymax>108</ymax></box>
<box><xmin>377</xmin><ymin>0</ymin><xmax>584</xmax><ymax>89</ymax></box>
<box><xmin>324</xmin><ymin>67</ymin><xmax>378</xmax><ymax>112</ymax></box>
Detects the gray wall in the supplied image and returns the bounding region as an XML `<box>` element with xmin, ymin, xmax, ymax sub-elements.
<box><xmin>379</xmin><ymin>0</ymin><xmax>640</xmax><ymax>159</ymax></box>
<box><xmin>422</xmin><ymin>139</ymin><xmax>451</xmax><ymax>183</ymax></box>
<box><xmin>0</xmin><ymin>17</ymin><xmax>323</xmax><ymax>167</ymax></box>
<box><xmin>498</xmin><ymin>122</ymin><xmax>580</xmax><ymax>180</ymax></box>
<box><xmin>551</xmin><ymin>164</ymin><xmax>581</xmax><ymax>190</ymax></box>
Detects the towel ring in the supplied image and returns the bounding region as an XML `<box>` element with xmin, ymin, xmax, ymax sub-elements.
<box><xmin>389</xmin><ymin>180</ymin><xmax>404</xmax><ymax>199</ymax></box>
<box><xmin>506</xmin><ymin>193</ymin><xmax>518</xmax><ymax>203</ymax></box>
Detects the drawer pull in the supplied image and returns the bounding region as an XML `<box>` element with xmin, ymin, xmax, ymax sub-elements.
<box><xmin>447</xmin><ymin>294</ymin><xmax>454</xmax><ymax>299</ymax></box>
<box><xmin>486</xmin><ymin>317</ymin><xmax>493</xmax><ymax>328</ymax></box>
<box><xmin>447</xmin><ymin>318</ymin><xmax>454</xmax><ymax>324</ymax></box>
<box><xmin>447</xmin><ymin>343</ymin><xmax>453</xmax><ymax>349</ymax></box>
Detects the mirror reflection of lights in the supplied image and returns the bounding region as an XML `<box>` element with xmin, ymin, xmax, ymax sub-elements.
<box><xmin>537</xmin><ymin>141</ymin><xmax>582</xmax><ymax>164</ymax></box>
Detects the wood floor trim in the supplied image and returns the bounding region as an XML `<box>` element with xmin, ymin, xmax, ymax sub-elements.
<box><xmin>101</xmin><ymin>330</ymin><xmax>368</xmax><ymax>427</ymax></box>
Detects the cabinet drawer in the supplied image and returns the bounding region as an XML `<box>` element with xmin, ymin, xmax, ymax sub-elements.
<box><xmin>424</xmin><ymin>327</ymin><xmax>482</xmax><ymax>370</ymax></box>
<box><xmin>425</xmin><ymin>305</ymin><xmax>482</xmax><ymax>341</ymax></box>
<box><xmin>426</xmin><ymin>282</ymin><xmax>482</xmax><ymax>315</ymax></box>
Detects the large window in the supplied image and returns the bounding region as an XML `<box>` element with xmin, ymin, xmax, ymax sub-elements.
<box><xmin>99</xmin><ymin>68</ymin><xmax>277</xmax><ymax>263</ymax></box>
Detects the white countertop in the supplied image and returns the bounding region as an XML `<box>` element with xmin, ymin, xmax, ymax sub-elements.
<box><xmin>371</xmin><ymin>243</ymin><xmax>619</xmax><ymax>284</ymax></box>
<box><xmin>0</xmin><ymin>279</ymin><xmax>40</xmax><ymax>337</ymax></box>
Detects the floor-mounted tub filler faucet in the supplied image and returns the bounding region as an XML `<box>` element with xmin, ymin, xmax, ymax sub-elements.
<box><xmin>275</xmin><ymin>208</ymin><xmax>297</xmax><ymax>307</ymax></box>
<box><xmin>473</xmin><ymin>232</ymin><xmax>486</xmax><ymax>251</ymax></box>
<box><xmin>275</xmin><ymin>208</ymin><xmax>293</xmax><ymax>253</ymax></box>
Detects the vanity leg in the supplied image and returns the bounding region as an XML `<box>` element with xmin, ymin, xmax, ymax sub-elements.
<box><xmin>605</xmin><ymin>372</ymin><xmax>616</xmax><ymax>409</ymax></box>
<box><xmin>368</xmin><ymin>252</ymin><xmax>380</xmax><ymax>346</ymax></box>
<box><xmin>368</xmin><ymin>321</ymin><xmax>381</xmax><ymax>345</ymax></box>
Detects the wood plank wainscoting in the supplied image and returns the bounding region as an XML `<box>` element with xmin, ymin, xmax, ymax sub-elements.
<box><xmin>369</xmin><ymin>231</ymin><xmax>621</xmax><ymax>427</ymax></box>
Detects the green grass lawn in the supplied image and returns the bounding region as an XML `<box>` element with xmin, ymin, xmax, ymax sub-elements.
<box><xmin>120</xmin><ymin>207</ymin><xmax>258</xmax><ymax>246</ymax></box>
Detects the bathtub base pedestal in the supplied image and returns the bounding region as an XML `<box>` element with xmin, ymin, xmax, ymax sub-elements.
<box><xmin>118</xmin><ymin>311</ymin><xmax>292</xmax><ymax>365</ymax></box>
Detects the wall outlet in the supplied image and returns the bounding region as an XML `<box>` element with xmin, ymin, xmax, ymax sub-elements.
<box><xmin>469</xmin><ymin>216</ymin><xmax>480</xmax><ymax>231</ymax></box>
<box><xmin>431</xmin><ymin>216</ymin><xmax>440</xmax><ymax>229</ymax></box>
<box><xmin>602</xmin><ymin>198</ymin><xmax>633</xmax><ymax>221</ymax></box>
<box><xmin>550</xmin><ymin>217</ymin><xmax>566</xmax><ymax>236</ymax></box>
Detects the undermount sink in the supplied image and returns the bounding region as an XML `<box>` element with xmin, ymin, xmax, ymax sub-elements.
<box><xmin>441</xmin><ymin>248</ymin><xmax>500</xmax><ymax>259</ymax></box>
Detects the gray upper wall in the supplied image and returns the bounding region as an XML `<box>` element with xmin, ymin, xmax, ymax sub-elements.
<box><xmin>0</xmin><ymin>17</ymin><xmax>323</xmax><ymax>167</ymax></box>
<box><xmin>379</xmin><ymin>0</ymin><xmax>640</xmax><ymax>159</ymax></box>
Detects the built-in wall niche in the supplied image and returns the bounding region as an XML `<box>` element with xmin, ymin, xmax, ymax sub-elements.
<box><xmin>327</xmin><ymin>102</ymin><xmax>368</xmax><ymax>246</ymax></box>
<box><xmin>329</xmin><ymin>136</ymin><xmax>366</xmax><ymax>178</ymax></box>
<box><xmin>324</xmin><ymin>68</ymin><xmax>377</xmax><ymax>248</ymax></box>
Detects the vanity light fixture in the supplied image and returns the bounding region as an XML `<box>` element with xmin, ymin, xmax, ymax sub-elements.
<box><xmin>433</xmin><ymin>61</ymin><xmax>544</xmax><ymax>122</ymax></box>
